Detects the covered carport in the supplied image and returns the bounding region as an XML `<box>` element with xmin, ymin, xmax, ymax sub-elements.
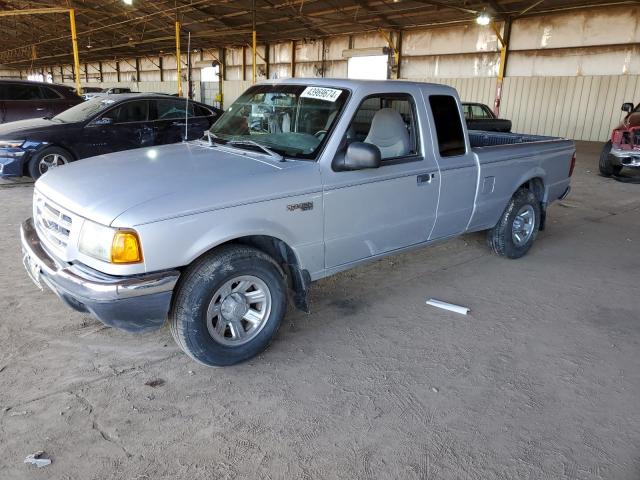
<box><xmin>1</xmin><ymin>1</ymin><xmax>639</xmax><ymax>478</ymax></box>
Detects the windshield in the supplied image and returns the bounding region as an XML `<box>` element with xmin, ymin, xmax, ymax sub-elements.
<box><xmin>53</xmin><ymin>97</ymin><xmax>118</xmax><ymax>123</ymax></box>
<box><xmin>209</xmin><ymin>84</ymin><xmax>349</xmax><ymax>159</ymax></box>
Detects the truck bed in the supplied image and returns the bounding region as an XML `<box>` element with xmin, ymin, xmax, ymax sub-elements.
<box><xmin>465</xmin><ymin>130</ymin><xmax>575</xmax><ymax>234</ymax></box>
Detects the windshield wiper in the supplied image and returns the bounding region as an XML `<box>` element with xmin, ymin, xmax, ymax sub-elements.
<box><xmin>227</xmin><ymin>140</ymin><xmax>285</xmax><ymax>162</ymax></box>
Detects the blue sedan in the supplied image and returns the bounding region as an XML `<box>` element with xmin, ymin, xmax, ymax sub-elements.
<box><xmin>0</xmin><ymin>93</ymin><xmax>221</xmax><ymax>179</ymax></box>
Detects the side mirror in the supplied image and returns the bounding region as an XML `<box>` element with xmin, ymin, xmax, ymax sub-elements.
<box><xmin>621</xmin><ymin>102</ymin><xmax>634</xmax><ymax>113</ymax></box>
<box><xmin>93</xmin><ymin>117</ymin><xmax>114</xmax><ymax>126</ymax></box>
<box><xmin>333</xmin><ymin>142</ymin><xmax>382</xmax><ymax>171</ymax></box>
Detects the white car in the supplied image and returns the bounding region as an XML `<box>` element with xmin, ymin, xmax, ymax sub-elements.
<box><xmin>82</xmin><ymin>87</ymin><xmax>133</xmax><ymax>101</ymax></box>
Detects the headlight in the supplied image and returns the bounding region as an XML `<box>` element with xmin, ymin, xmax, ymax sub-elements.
<box><xmin>0</xmin><ymin>140</ymin><xmax>25</xmax><ymax>148</ymax></box>
<box><xmin>78</xmin><ymin>220</ymin><xmax>143</xmax><ymax>264</ymax></box>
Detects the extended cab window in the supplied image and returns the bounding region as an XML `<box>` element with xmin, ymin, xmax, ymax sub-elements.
<box><xmin>347</xmin><ymin>94</ymin><xmax>418</xmax><ymax>160</ymax></box>
<box><xmin>429</xmin><ymin>95</ymin><xmax>466</xmax><ymax>157</ymax></box>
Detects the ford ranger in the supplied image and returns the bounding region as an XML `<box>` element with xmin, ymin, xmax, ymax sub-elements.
<box><xmin>20</xmin><ymin>79</ymin><xmax>575</xmax><ymax>366</ymax></box>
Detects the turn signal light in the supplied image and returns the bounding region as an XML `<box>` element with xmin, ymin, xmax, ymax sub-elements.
<box><xmin>111</xmin><ymin>230</ymin><xmax>143</xmax><ymax>264</ymax></box>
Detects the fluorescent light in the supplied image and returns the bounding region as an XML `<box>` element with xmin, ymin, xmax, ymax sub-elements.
<box><xmin>123</xmin><ymin>0</ymin><xmax>133</xmax><ymax>5</ymax></box>
<box><xmin>476</xmin><ymin>11</ymin><xmax>491</xmax><ymax>26</ymax></box>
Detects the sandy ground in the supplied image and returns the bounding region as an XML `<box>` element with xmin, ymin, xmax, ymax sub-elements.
<box><xmin>0</xmin><ymin>141</ymin><xmax>639</xmax><ymax>479</ymax></box>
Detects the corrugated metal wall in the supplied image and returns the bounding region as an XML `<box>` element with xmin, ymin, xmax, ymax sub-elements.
<box><xmin>501</xmin><ymin>75</ymin><xmax>640</xmax><ymax>141</ymax></box>
<box><xmin>222</xmin><ymin>80</ymin><xmax>253</xmax><ymax>105</ymax></box>
<box><xmin>409</xmin><ymin>75</ymin><xmax>640</xmax><ymax>141</ymax></box>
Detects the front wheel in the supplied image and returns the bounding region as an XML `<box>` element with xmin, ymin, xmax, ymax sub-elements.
<box><xmin>28</xmin><ymin>146</ymin><xmax>72</xmax><ymax>179</ymax></box>
<box><xmin>170</xmin><ymin>245</ymin><xmax>287</xmax><ymax>367</ymax></box>
<box><xmin>599</xmin><ymin>141</ymin><xmax>622</xmax><ymax>177</ymax></box>
<box><xmin>487</xmin><ymin>188</ymin><xmax>541</xmax><ymax>259</ymax></box>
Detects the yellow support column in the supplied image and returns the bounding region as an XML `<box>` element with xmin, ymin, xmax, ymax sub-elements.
<box><xmin>252</xmin><ymin>0</ymin><xmax>257</xmax><ymax>83</ymax></box>
<box><xmin>175</xmin><ymin>21</ymin><xmax>182</xmax><ymax>97</ymax></box>
<box><xmin>69</xmin><ymin>9</ymin><xmax>82</xmax><ymax>95</ymax></box>
<box><xmin>491</xmin><ymin>21</ymin><xmax>510</xmax><ymax>117</ymax></box>
<box><xmin>252</xmin><ymin>31</ymin><xmax>257</xmax><ymax>83</ymax></box>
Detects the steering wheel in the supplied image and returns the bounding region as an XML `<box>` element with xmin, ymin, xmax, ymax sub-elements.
<box><xmin>314</xmin><ymin>130</ymin><xmax>328</xmax><ymax>138</ymax></box>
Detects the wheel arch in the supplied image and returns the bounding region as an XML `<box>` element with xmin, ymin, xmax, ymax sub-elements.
<box><xmin>515</xmin><ymin>175</ymin><xmax>546</xmax><ymax>230</ymax></box>
<box><xmin>521</xmin><ymin>176</ymin><xmax>545</xmax><ymax>202</ymax></box>
<box><xmin>185</xmin><ymin>234</ymin><xmax>311</xmax><ymax>313</ymax></box>
<box><xmin>22</xmin><ymin>143</ymin><xmax>77</xmax><ymax>176</ymax></box>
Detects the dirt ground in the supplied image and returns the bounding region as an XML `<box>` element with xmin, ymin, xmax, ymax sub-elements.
<box><xmin>0</xmin><ymin>141</ymin><xmax>639</xmax><ymax>479</ymax></box>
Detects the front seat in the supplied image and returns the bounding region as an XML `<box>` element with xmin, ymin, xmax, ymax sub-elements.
<box><xmin>364</xmin><ymin>108</ymin><xmax>411</xmax><ymax>158</ymax></box>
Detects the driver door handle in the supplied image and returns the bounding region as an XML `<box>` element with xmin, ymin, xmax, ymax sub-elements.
<box><xmin>417</xmin><ymin>173</ymin><xmax>435</xmax><ymax>185</ymax></box>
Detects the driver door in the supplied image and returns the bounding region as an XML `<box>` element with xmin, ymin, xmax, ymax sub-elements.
<box><xmin>321</xmin><ymin>90</ymin><xmax>440</xmax><ymax>269</ymax></box>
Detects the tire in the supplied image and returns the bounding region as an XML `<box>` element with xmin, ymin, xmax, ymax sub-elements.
<box><xmin>28</xmin><ymin>146</ymin><xmax>73</xmax><ymax>180</ymax></box>
<box><xmin>487</xmin><ymin>188</ymin><xmax>541</xmax><ymax>259</ymax></box>
<box><xmin>598</xmin><ymin>141</ymin><xmax>622</xmax><ymax>177</ymax></box>
<box><xmin>170</xmin><ymin>245</ymin><xmax>287</xmax><ymax>367</ymax></box>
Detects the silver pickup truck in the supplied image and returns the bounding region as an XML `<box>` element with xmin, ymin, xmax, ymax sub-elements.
<box><xmin>21</xmin><ymin>79</ymin><xmax>575</xmax><ymax>366</ymax></box>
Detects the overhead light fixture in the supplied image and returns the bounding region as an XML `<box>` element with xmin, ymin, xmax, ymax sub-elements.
<box><xmin>123</xmin><ymin>0</ymin><xmax>133</xmax><ymax>5</ymax></box>
<box><xmin>476</xmin><ymin>10</ymin><xmax>491</xmax><ymax>26</ymax></box>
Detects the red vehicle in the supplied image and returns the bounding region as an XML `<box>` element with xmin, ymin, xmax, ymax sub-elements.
<box><xmin>600</xmin><ymin>101</ymin><xmax>640</xmax><ymax>176</ymax></box>
<box><xmin>0</xmin><ymin>80</ymin><xmax>82</xmax><ymax>124</ymax></box>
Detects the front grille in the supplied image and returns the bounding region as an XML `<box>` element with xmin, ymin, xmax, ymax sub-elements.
<box><xmin>34</xmin><ymin>193</ymin><xmax>73</xmax><ymax>249</ymax></box>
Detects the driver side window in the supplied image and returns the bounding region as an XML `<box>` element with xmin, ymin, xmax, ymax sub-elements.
<box><xmin>346</xmin><ymin>94</ymin><xmax>419</xmax><ymax>160</ymax></box>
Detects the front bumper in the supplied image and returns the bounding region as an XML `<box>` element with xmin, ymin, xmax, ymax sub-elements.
<box><xmin>0</xmin><ymin>148</ymin><xmax>27</xmax><ymax>177</ymax></box>
<box><xmin>20</xmin><ymin>218</ymin><xmax>180</xmax><ymax>332</ymax></box>
<box><xmin>610</xmin><ymin>146</ymin><xmax>640</xmax><ymax>168</ymax></box>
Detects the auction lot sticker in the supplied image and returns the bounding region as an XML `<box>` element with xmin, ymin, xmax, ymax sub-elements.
<box><xmin>301</xmin><ymin>87</ymin><xmax>343</xmax><ymax>102</ymax></box>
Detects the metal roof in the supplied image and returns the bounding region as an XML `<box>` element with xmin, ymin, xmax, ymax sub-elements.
<box><xmin>0</xmin><ymin>0</ymin><xmax>627</xmax><ymax>69</ymax></box>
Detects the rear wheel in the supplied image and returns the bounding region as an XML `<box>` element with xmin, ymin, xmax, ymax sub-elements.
<box><xmin>170</xmin><ymin>245</ymin><xmax>287</xmax><ymax>367</ymax></box>
<box><xmin>598</xmin><ymin>141</ymin><xmax>622</xmax><ymax>177</ymax></box>
<box><xmin>488</xmin><ymin>188</ymin><xmax>541</xmax><ymax>259</ymax></box>
<box><xmin>28</xmin><ymin>146</ymin><xmax>72</xmax><ymax>179</ymax></box>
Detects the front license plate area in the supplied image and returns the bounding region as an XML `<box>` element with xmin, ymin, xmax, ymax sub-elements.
<box><xmin>23</xmin><ymin>252</ymin><xmax>43</xmax><ymax>291</ymax></box>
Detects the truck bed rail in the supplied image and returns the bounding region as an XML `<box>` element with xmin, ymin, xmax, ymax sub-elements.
<box><xmin>469</xmin><ymin>130</ymin><xmax>555</xmax><ymax>148</ymax></box>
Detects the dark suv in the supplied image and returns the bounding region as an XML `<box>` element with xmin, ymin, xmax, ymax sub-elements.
<box><xmin>0</xmin><ymin>80</ymin><xmax>82</xmax><ymax>123</ymax></box>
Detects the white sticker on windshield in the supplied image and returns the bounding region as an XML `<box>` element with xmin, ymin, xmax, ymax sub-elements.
<box><xmin>300</xmin><ymin>87</ymin><xmax>343</xmax><ymax>102</ymax></box>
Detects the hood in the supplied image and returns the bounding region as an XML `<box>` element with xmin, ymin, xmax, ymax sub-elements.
<box><xmin>0</xmin><ymin>118</ymin><xmax>70</xmax><ymax>138</ymax></box>
<box><xmin>35</xmin><ymin>141</ymin><xmax>320</xmax><ymax>227</ymax></box>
